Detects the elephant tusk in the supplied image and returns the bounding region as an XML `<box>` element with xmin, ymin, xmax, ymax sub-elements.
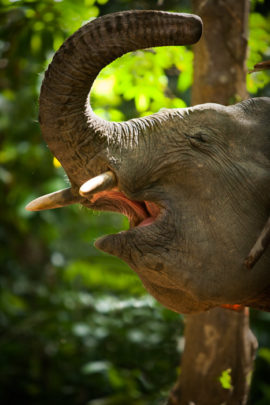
<box><xmin>25</xmin><ymin>187</ymin><xmax>82</xmax><ymax>211</ymax></box>
<box><xmin>79</xmin><ymin>171</ymin><xmax>117</xmax><ymax>197</ymax></box>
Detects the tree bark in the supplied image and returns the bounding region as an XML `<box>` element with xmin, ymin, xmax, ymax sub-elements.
<box><xmin>168</xmin><ymin>309</ymin><xmax>257</xmax><ymax>405</ymax></box>
<box><xmin>167</xmin><ymin>1</ymin><xmax>258</xmax><ymax>404</ymax></box>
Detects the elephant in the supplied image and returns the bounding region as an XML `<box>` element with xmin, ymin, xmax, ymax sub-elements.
<box><xmin>26</xmin><ymin>10</ymin><xmax>270</xmax><ymax>314</ymax></box>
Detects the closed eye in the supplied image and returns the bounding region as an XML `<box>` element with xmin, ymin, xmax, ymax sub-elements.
<box><xmin>184</xmin><ymin>132</ymin><xmax>209</xmax><ymax>146</ymax></box>
<box><xmin>184</xmin><ymin>132</ymin><xmax>208</xmax><ymax>143</ymax></box>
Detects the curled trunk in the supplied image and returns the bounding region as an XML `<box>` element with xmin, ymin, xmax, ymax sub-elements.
<box><xmin>39</xmin><ymin>11</ymin><xmax>202</xmax><ymax>186</ymax></box>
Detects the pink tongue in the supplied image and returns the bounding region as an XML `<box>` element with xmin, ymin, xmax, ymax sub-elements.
<box><xmin>138</xmin><ymin>217</ymin><xmax>155</xmax><ymax>227</ymax></box>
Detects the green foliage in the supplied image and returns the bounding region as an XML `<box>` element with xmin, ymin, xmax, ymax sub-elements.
<box><xmin>247</xmin><ymin>10</ymin><xmax>270</xmax><ymax>94</ymax></box>
<box><xmin>1</xmin><ymin>0</ymin><xmax>270</xmax><ymax>404</ymax></box>
<box><xmin>0</xmin><ymin>271</ymin><xmax>181</xmax><ymax>404</ymax></box>
<box><xmin>92</xmin><ymin>46</ymin><xmax>191</xmax><ymax>120</ymax></box>
<box><xmin>218</xmin><ymin>368</ymin><xmax>232</xmax><ymax>390</ymax></box>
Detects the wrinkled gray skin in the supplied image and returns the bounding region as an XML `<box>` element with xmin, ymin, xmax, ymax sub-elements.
<box><xmin>96</xmin><ymin>101</ymin><xmax>270</xmax><ymax>313</ymax></box>
<box><xmin>36</xmin><ymin>10</ymin><xmax>270</xmax><ymax>314</ymax></box>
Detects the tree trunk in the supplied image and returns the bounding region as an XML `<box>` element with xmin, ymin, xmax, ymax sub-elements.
<box><xmin>167</xmin><ymin>1</ymin><xmax>258</xmax><ymax>404</ymax></box>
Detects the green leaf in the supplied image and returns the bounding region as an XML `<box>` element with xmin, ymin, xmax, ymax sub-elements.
<box><xmin>259</xmin><ymin>348</ymin><xmax>270</xmax><ymax>364</ymax></box>
<box><xmin>219</xmin><ymin>368</ymin><xmax>232</xmax><ymax>390</ymax></box>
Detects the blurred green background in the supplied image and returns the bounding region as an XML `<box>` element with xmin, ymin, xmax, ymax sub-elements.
<box><xmin>0</xmin><ymin>0</ymin><xmax>270</xmax><ymax>404</ymax></box>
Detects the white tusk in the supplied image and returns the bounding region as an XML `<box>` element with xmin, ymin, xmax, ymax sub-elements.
<box><xmin>25</xmin><ymin>187</ymin><xmax>82</xmax><ymax>211</ymax></box>
<box><xmin>79</xmin><ymin>171</ymin><xmax>117</xmax><ymax>197</ymax></box>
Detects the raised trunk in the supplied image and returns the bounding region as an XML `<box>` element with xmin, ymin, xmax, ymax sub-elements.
<box><xmin>39</xmin><ymin>11</ymin><xmax>202</xmax><ymax>186</ymax></box>
<box><xmin>167</xmin><ymin>1</ymin><xmax>258</xmax><ymax>404</ymax></box>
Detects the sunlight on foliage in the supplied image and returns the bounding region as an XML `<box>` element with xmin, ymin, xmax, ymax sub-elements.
<box><xmin>218</xmin><ymin>368</ymin><xmax>232</xmax><ymax>390</ymax></box>
<box><xmin>247</xmin><ymin>12</ymin><xmax>270</xmax><ymax>94</ymax></box>
<box><xmin>92</xmin><ymin>47</ymin><xmax>192</xmax><ymax>120</ymax></box>
<box><xmin>64</xmin><ymin>258</ymin><xmax>145</xmax><ymax>295</ymax></box>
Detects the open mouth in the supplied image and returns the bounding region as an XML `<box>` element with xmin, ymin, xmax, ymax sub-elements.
<box><xmin>84</xmin><ymin>190</ymin><xmax>161</xmax><ymax>229</ymax></box>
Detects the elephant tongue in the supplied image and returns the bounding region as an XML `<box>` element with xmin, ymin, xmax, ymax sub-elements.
<box><xmin>138</xmin><ymin>202</ymin><xmax>161</xmax><ymax>227</ymax></box>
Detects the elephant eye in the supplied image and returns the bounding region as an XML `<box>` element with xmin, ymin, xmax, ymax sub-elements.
<box><xmin>184</xmin><ymin>132</ymin><xmax>208</xmax><ymax>145</ymax></box>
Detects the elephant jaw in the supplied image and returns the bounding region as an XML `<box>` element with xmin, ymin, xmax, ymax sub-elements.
<box><xmin>85</xmin><ymin>189</ymin><xmax>164</xmax><ymax>258</ymax></box>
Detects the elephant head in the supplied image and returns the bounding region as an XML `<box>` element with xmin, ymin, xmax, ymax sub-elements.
<box><xmin>26</xmin><ymin>10</ymin><xmax>270</xmax><ymax>314</ymax></box>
